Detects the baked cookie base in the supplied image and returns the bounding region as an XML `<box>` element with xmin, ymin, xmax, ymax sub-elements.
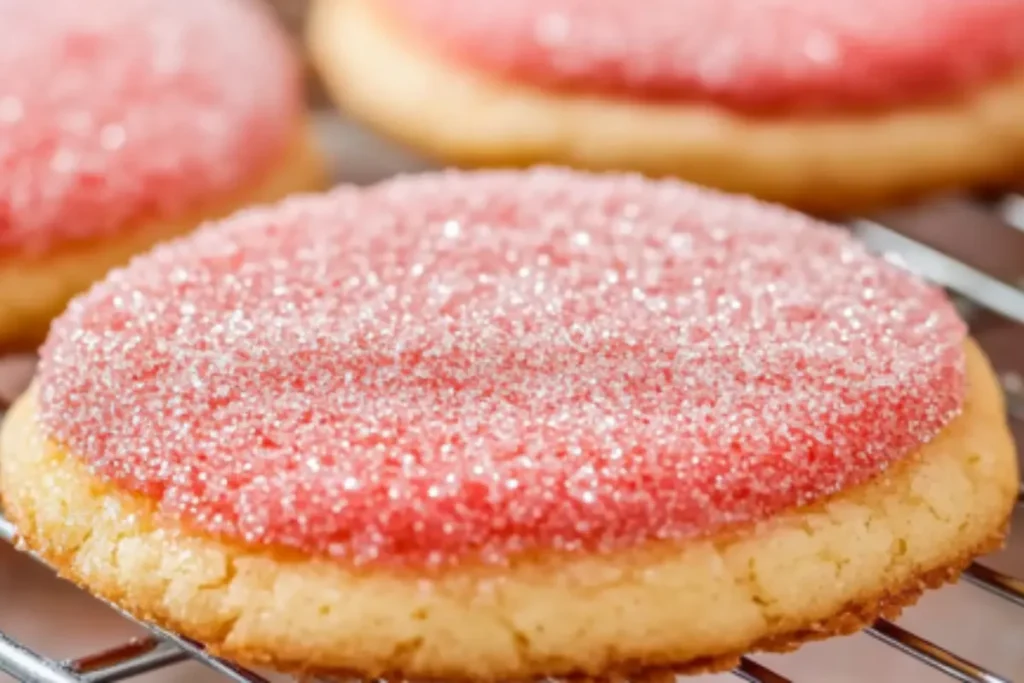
<box><xmin>0</xmin><ymin>122</ymin><xmax>326</xmax><ymax>351</ymax></box>
<box><xmin>309</xmin><ymin>0</ymin><xmax>1024</xmax><ymax>214</ymax></box>
<box><xmin>0</xmin><ymin>341</ymin><xmax>1017</xmax><ymax>681</ymax></box>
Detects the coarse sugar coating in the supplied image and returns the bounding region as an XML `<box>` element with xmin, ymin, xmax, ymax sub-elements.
<box><xmin>0</xmin><ymin>0</ymin><xmax>301</xmax><ymax>256</ymax></box>
<box><xmin>379</xmin><ymin>0</ymin><xmax>1024</xmax><ymax>111</ymax></box>
<box><xmin>37</xmin><ymin>169</ymin><xmax>967</xmax><ymax>567</ymax></box>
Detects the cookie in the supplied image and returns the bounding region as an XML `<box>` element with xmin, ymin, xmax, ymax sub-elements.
<box><xmin>309</xmin><ymin>0</ymin><xmax>1024</xmax><ymax>212</ymax></box>
<box><xmin>0</xmin><ymin>0</ymin><xmax>325</xmax><ymax>348</ymax></box>
<box><xmin>1</xmin><ymin>169</ymin><xmax>1017</xmax><ymax>680</ymax></box>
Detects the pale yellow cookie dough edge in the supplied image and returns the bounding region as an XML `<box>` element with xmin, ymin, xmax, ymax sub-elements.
<box><xmin>309</xmin><ymin>0</ymin><xmax>1024</xmax><ymax>214</ymax></box>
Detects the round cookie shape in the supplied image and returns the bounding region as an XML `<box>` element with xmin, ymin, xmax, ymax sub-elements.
<box><xmin>38</xmin><ymin>169</ymin><xmax>967</xmax><ymax>567</ymax></box>
<box><xmin>379</xmin><ymin>0</ymin><xmax>1024</xmax><ymax>111</ymax></box>
<box><xmin>0</xmin><ymin>0</ymin><xmax>301</xmax><ymax>256</ymax></box>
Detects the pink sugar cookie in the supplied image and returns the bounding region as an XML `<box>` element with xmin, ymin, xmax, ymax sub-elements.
<box><xmin>0</xmin><ymin>0</ymin><xmax>302</xmax><ymax>255</ymax></box>
<box><xmin>38</xmin><ymin>168</ymin><xmax>967</xmax><ymax>567</ymax></box>
<box><xmin>380</xmin><ymin>0</ymin><xmax>1024</xmax><ymax>111</ymax></box>
<box><xmin>311</xmin><ymin>0</ymin><xmax>1024</xmax><ymax>214</ymax></box>
<box><xmin>6</xmin><ymin>169</ymin><xmax>1016</xmax><ymax>682</ymax></box>
<box><xmin>0</xmin><ymin>0</ymin><xmax>322</xmax><ymax>348</ymax></box>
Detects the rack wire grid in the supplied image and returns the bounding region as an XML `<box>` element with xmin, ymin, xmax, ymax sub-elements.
<box><xmin>1</xmin><ymin>195</ymin><xmax>1024</xmax><ymax>683</ymax></box>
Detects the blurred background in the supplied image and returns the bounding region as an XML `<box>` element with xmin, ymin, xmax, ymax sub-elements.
<box><xmin>2</xmin><ymin>1</ymin><xmax>1024</xmax><ymax>682</ymax></box>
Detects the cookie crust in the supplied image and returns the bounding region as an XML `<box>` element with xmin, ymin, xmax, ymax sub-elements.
<box><xmin>0</xmin><ymin>340</ymin><xmax>1017</xmax><ymax>680</ymax></box>
<box><xmin>309</xmin><ymin>0</ymin><xmax>1024</xmax><ymax>214</ymax></box>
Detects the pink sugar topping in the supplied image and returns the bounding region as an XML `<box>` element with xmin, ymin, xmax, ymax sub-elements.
<box><xmin>38</xmin><ymin>169</ymin><xmax>967</xmax><ymax>566</ymax></box>
<box><xmin>382</xmin><ymin>0</ymin><xmax>1024</xmax><ymax>111</ymax></box>
<box><xmin>0</xmin><ymin>0</ymin><xmax>300</xmax><ymax>256</ymax></box>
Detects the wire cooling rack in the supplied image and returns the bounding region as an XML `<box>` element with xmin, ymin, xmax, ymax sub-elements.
<box><xmin>1</xmin><ymin>198</ymin><xmax>1024</xmax><ymax>683</ymax></box>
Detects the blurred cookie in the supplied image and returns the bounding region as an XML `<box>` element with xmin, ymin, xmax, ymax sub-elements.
<box><xmin>0</xmin><ymin>0</ymin><xmax>324</xmax><ymax>348</ymax></box>
<box><xmin>310</xmin><ymin>0</ymin><xmax>1024</xmax><ymax>212</ymax></box>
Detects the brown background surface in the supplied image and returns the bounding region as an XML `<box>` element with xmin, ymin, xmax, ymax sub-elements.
<box><xmin>3</xmin><ymin>2</ymin><xmax>1024</xmax><ymax>680</ymax></box>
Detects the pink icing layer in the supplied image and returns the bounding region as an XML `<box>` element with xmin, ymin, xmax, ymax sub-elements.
<box><xmin>0</xmin><ymin>0</ymin><xmax>301</xmax><ymax>256</ymax></box>
<box><xmin>38</xmin><ymin>169</ymin><xmax>967</xmax><ymax>567</ymax></box>
<box><xmin>381</xmin><ymin>0</ymin><xmax>1024</xmax><ymax>111</ymax></box>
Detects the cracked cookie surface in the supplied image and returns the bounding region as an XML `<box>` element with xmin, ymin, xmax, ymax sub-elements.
<box><xmin>0</xmin><ymin>340</ymin><xmax>1016</xmax><ymax>680</ymax></box>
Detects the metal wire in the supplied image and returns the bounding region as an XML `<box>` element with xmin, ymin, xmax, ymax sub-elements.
<box><xmin>0</xmin><ymin>633</ymin><xmax>82</xmax><ymax>683</ymax></box>
<box><xmin>1</xmin><ymin>198</ymin><xmax>1023</xmax><ymax>682</ymax></box>
<box><xmin>732</xmin><ymin>659</ymin><xmax>793</xmax><ymax>683</ymax></box>
<box><xmin>67</xmin><ymin>638</ymin><xmax>190</xmax><ymax>683</ymax></box>
<box><xmin>865</xmin><ymin>621</ymin><xmax>1012</xmax><ymax>683</ymax></box>
<box><xmin>851</xmin><ymin>219</ymin><xmax>1024</xmax><ymax>323</ymax></box>
<box><xmin>130</xmin><ymin>626</ymin><xmax>270</xmax><ymax>683</ymax></box>
<box><xmin>963</xmin><ymin>564</ymin><xmax>1024</xmax><ymax>610</ymax></box>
